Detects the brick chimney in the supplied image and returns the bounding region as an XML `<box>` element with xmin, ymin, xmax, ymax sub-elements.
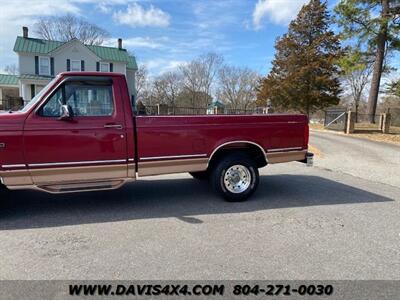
<box><xmin>23</xmin><ymin>26</ymin><xmax>28</xmax><ymax>38</ymax></box>
<box><xmin>118</xmin><ymin>38</ymin><xmax>122</xmax><ymax>49</ymax></box>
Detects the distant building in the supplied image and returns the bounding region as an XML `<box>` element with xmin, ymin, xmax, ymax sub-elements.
<box><xmin>0</xmin><ymin>26</ymin><xmax>138</xmax><ymax>108</ymax></box>
<box><xmin>207</xmin><ymin>100</ymin><xmax>225</xmax><ymax>114</ymax></box>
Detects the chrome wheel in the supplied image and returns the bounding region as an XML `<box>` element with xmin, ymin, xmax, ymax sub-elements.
<box><xmin>223</xmin><ymin>164</ymin><xmax>251</xmax><ymax>194</ymax></box>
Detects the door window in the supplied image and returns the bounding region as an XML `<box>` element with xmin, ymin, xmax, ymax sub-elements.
<box><xmin>41</xmin><ymin>88</ymin><xmax>63</xmax><ymax>117</ymax></box>
<box><xmin>40</xmin><ymin>81</ymin><xmax>114</xmax><ymax>117</ymax></box>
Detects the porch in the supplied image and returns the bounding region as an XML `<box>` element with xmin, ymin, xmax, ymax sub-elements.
<box><xmin>0</xmin><ymin>74</ymin><xmax>19</xmax><ymax>110</ymax></box>
<box><xmin>19</xmin><ymin>74</ymin><xmax>53</xmax><ymax>105</ymax></box>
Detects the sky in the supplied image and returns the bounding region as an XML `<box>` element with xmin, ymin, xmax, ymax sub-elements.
<box><xmin>0</xmin><ymin>0</ymin><xmax>378</xmax><ymax>77</ymax></box>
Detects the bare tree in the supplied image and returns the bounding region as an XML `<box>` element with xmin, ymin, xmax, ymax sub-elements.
<box><xmin>339</xmin><ymin>49</ymin><xmax>374</xmax><ymax>122</ymax></box>
<box><xmin>218</xmin><ymin>66</ymin><xmax>260</xmax><ymax>110</ymax></box>
<box><xmin>343</xmin><ymin>66</ymin><xmax>373</xmax><ymax>122</ymax></box>
<box><xmin>35</xmin><ymin>14</ymin><xmax>109</xmax><ymax>45</ymax></box>
<box><xmin>179</xmin><ymin>52</ymin><xmax>223</xmax><ymax>108</ymax></box>
<box><xmin>152</xmin><ymin>71</ymin><xmax>182</xmax><ymax>106</ymax></box>
<box><xmin>4</xmin><ymin>64</ymin><xmax>18</xmax><ymax>75</ymax></box>
<box><xmin>179</xmin><ymin>61</ymin><xmax>203</xmax><ymax>107</ymax></box>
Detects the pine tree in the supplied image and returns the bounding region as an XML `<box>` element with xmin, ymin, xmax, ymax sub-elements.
<box><xmin>387</xmin><ymin>80</ymin><xmax>400</xmax><ymax>97</ymax></box>
<box><xmin>257</xmin><ymin>0</ymin><xmax>342</xmax><ymax>117</ymax></box>
<box><xmin>334</xmin><ymin>0</ymin><xmax>400</xmax><ymax>123</ymax></box>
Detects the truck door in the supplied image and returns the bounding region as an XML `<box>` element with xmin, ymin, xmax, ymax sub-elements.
<box><xmin>23</xmin><ymin>76</ymin><xmax>129</xmax><ymax>190</ymax></box>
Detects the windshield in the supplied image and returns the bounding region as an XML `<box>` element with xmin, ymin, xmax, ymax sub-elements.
<box><xmin>19</xmin><ymin>77</ymin><xmax>58</xmax><ymax>113</ymax></box>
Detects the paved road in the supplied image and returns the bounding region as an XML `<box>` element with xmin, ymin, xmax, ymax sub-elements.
<box><xmin>310</xmin><ymin>130</ymin><xmax>400</xmax><ymax>187</ymax></box>
<box><xmin>1</xmin><ymin>163</ymin><xmax>399</xmax><ymax>279</ymax></box>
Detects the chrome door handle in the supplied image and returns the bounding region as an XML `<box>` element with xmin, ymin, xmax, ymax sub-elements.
<box><xmin>104</xmin><ymin>124</ymin><xmax>123</xmax><ymax>129</ymax></box>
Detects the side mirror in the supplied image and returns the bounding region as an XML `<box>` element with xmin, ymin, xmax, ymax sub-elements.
<box><xmin>59</xmin><ymin>105</ymin><xmax>74</xmax><ymax>121</ymax></box>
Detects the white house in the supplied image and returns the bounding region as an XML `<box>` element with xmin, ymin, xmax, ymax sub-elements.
<box><xmin>6</xmin><ymin>27</ymin><xmax>137</xmax><ymax>107</ymax></box>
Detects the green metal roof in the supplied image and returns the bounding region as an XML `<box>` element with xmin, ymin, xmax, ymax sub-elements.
<box><xmin>13</xmin><ymin>37</ymin><xmax>63</xmax><ymax>54</ymax></box>
<box><xmin>14</xmin><ymin>36</ymin><xmax>138</xmax><ymax>70</ymax></box>
<box><xmin>0</xmin><ymin>74</ymin><xmax>18</xmax><ymax>86</ymax></box>
<box><xmin>127</xmin><ymin>56</ymin><xmax>138</xmax><ymax>70</ymax></box>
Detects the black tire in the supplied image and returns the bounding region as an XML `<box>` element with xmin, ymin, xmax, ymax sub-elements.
<box><xmin>210</xmin><ymin>152</ymin><xmax>259</xmax><ymax>202</ymax></box>
<box><xmin>189</xmin><ymin>171</ymin><xmax>209</xmax><ymax>180</ymax></box>
<box><xmin>0</xmin><ymin>184</ymin><xmax>8</xmax><ymax>197</ymax></box>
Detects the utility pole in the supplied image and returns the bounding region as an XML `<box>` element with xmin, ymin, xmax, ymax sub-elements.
<box><xmin>367</xmin><ymin>0</ymin><xmax>390</xmax><ymax>123</ymax></box>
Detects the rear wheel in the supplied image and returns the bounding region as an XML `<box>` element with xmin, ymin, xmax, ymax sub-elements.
<box><xmin>211</xmin><ymin>153</ymin><xmax>259</xmax><ymax>202</ymax></box>
<box><xmin>189</xmin><ymin>171</ymin><xmax>209</xmax><ymax>180</ymax></box>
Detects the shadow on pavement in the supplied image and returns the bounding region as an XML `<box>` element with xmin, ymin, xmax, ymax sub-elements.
<box><xmin>0</xmin><ymin>174</ymin><xmax>394</xmax><ymax>230</ymax></box>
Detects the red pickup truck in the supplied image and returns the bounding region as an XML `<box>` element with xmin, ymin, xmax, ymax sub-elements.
<box><xmin>0</xmin><ymin>72</ymin><xmax>312</xmax><ymax>201</ymax></box>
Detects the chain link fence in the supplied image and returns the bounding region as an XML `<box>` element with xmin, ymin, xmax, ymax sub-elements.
<box><xmin>324</xmin><ymin>109</ymin><xmax>347</xmax><ymax>131</ymax></box>
<box><xmin>388</xmin><ymin>108</ymin><xmax>400</xmax><ymax>127</ymax></box>
<box><xmin>354</xmin><ymin>114</ymin><xmax>382</xmax><ymax>132</ymax></box>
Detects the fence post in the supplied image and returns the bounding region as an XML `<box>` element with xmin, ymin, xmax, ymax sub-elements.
<box><xmin>345</xmin><ymin>111</ymin><xmax>355</xmax><ymax>134</ymax></box>
<box><xmin>157</xmin><ymin>103</ymin><xmax>168</xmax><ymax>115</ymax></box>
<box><xmin>382</xmin><ymin>113</ymin><xmax>391</xmax><ymax>134</ymax></box>
<box><xmin>379</xmin><ymin>114</ymin><xmax>384</xmax><ymax>130</ymax></box>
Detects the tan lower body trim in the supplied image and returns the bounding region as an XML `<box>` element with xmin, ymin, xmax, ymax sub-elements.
<box><xmin>29</xmin><ymin>164</ymin><xmax>129</xmax><ymax>185</ymax></box>
<box><xmin>266</xmin><ymin>150</ymin><xmax>307</xmax><ymax>164</ymax></box>
<box><xmin>128</xmin><ymin>163</ymin><xmax>136</xmax><ymax>178</ymax></box>
<box><xmin>138</xmin><ymin>158</ymin><xmax>208</xmax><ymax>176</ymax></box>
<box><xmin>0</xmin><ymin>169</ymin><xmax>33</xmax><ymax>186</ymax></box>
<box><xmin>2</xmin><ymin>164</ymin><xmax>135</xmax><ymax>193</ymax></box>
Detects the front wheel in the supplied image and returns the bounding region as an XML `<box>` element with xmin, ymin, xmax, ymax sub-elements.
<box><xmin>211</xmin><ymin>153</ymin><xmax>259</xmax><ymax>202</ymax></box>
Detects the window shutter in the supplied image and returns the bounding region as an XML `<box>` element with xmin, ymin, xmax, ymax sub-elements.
<box><xmin>35</xmin><ymin>56</ymin><xmax>39</xmax><ymax>75</ymax></box>
<box><xmin>81</xmin><ymin>60</ymin><xmax>85</xmax><ymax>71</ymax></box>
<box><xmin>50</xmin><ymin>57</ymin><xmax>55</xmax><ymax>76</ymax></box>
<box><xmin>66</xmin><ymin>59</ymin><xmax>70</xmax><ymax>71</ymax></box>
<box><xmin>30</xmin><ymin>84</ymin><xmax>35</xmax><ymax>98</ymax></box>
<box><xmin>96</xmin><ymin>62</ymin><xmax>100</xmax><ymax>72</ymax></box>
<box><xmin>110</xmin><ymin>63</ymin><xmax>113</xmax><ymax>72</ymax></box>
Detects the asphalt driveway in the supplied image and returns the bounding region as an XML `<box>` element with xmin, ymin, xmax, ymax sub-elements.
<box><xmin>310</xmin><ymin>130</ymin><xmax>400</xmax><ymax>187</ymax></box>
<box><xmin>1</xmin><ymin>151</ymin><xmax>399</xmax><ymax>280</ymax></box>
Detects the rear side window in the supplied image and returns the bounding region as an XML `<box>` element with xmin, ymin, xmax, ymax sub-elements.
<box><xmin>40</xmin><ymin>81</ymin><xmax>114</xmax><ymax>117</ymax></box>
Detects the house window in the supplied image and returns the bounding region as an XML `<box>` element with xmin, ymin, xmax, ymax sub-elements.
<box><xmin>100</xmin><ymin>62</ymin><xmax>110</xmax><ymax>72</ymax></box>
<box><xmin>71</xmin><ymin>60</ymin><xmax>81</xmax><ymax>72</ymax></box>
<box><xmin>39</xmin><ymin>57</ymin><xmax>50</xmax><ymax>75</ymax></box>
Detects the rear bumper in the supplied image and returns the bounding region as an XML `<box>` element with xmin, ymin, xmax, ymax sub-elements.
<box><xmin>298</xmin><ymin>152</ymin><xmax>314</xmax><ymax>166</ymax></box>
<box><xmin>266</xmin><ymin>149</ymin><xmax>307</xmax><ymax>164</ymax></box>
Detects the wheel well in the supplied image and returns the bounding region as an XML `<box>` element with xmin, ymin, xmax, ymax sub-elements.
<box><xmin>208</xmin><ymin>142</ymin><xmax>267</xmax><ymax>170</ymax></box>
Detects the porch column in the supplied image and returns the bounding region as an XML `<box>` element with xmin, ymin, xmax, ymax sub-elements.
<box><xmin>20</xmin><ymin>83</ymin><xmax>28</xmax><ymax>101</ymax></box>
<box><xmin>345</xmin><ymin>111</ymin><xmax>356</xmax><ymax>134</ymax></box>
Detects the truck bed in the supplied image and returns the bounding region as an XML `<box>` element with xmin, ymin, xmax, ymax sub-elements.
<box><xmin>135</xmin><ymin>114</ymin><xmax>308</xmax><ymax>176</ymax></box>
